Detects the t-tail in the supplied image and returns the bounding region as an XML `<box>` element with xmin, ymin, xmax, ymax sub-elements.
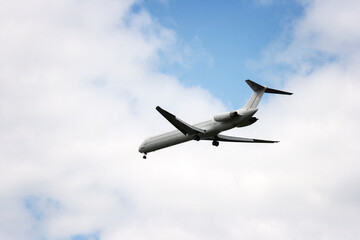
<box><xmin>244</xmin><ymin>80</ymin><xmax>293</xmax><ymax>109</ymax></box>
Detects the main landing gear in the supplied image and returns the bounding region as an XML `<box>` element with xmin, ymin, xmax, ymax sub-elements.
<box><xmin>193</xmin><ymin>134</ymin><xmax>200</xmax><ymax>141</ymax></box>
<box><xmin>212</xmin><ymin>140</ymin><xmax>219</xmax><ymax>147</ymax></box>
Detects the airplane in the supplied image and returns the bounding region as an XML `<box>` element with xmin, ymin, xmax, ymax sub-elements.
<box><xmin>139</xmin><ymin>80</ymin><xmax>292</xmax><ymax>159</ymax></box>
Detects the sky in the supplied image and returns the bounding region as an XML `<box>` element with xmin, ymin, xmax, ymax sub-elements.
<box><xmin>0</xmin><ymin>0</ymin><xmax>360</xmax><ymax>240</ymax></box>
<box><xmin>141</xmin><ymin>0</ymin><xmax>303</xmax><ymax>106</ymax></box>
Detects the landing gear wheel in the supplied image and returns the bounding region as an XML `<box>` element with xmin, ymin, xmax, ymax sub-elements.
<box><xmin>193</xmin><ymin>134</ymin><xmax>200</xmax><ymax>141</ymax></box>
<box><xmin>143</xmin><ymin>153</ymin><xmax>147</xmax><ymax>159</ymax></box>
<box><xmin>212</xmin><ymin>140</ymin><xmax>219</xmax><ymax>147</ymax></box>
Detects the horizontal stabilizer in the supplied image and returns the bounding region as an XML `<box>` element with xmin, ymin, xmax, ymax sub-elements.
<box><xmin>206</xmin><ymin>134</ymin><xmax>279</xmax><ymax>143</ymax></box>
<box><xmin>265</xmin><ymin>87</ymin><xmax>293</xmax><ymax>95</ymax></box>
<box><xmin>156</xmin><ymin>106</ymin><xmax>206</xmax><ymax>135</ymax></box>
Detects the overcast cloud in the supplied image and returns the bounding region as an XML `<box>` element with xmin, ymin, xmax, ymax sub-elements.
<box><xmin>1</xmin><ymin>0</ymin><xmax>360</xmax><ymax>239</ymax></box>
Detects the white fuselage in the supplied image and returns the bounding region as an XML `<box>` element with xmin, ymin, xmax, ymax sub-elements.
<box><xmin>138</xmin><ymin>108</ymin><xmax>258</xmax><ymax>153</ymax></box>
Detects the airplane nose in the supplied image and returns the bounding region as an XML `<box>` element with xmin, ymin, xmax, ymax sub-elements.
<box><xmin>138</xmin><ymin>142</ymin><xmax>146</xmax><ymax>153</ymax></box>
<box><xmin>139</xmin><ymin>138</ymin><xmax>149</xmax><ymax>153</ymax></box>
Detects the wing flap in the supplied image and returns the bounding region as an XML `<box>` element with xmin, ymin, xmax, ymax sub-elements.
<box><xmin>156</xmin><ymin>106</ymin><xmax>206</xmax><ymax>135</ymax></box>
<box><xmin>207</xmin><ymin>134</ymin><xmax>279</xmax><ymax>143</ymax></box>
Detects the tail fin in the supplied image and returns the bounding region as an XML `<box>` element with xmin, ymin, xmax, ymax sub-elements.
<box><xmin>244</xmin><ymin>80</ymin><xmax>293</xmax><ymax>109</ymax></box>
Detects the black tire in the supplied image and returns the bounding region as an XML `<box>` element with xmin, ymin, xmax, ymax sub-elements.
<box><xmin>193</xmin><ymin>135</ymin><xmax>200</xmax><ymax>141</ymax></box>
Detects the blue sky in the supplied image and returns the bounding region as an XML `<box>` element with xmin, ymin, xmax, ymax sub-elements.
<box><xmin>138</xmin><ymin>0</ymin><xmax>303</xmax><ymax>106</ymax></box>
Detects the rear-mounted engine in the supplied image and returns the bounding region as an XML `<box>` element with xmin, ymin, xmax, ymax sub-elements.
<box><xmin>213</xmin><ymin>111</ymin><xmax>239</xmax><ymax>122</ymax></box>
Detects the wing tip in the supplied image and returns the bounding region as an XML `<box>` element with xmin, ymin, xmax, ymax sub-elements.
<box><xmin>253</xmin><ymin>139</ymin><xmax>280</xmax><ymax>143</ymax></box>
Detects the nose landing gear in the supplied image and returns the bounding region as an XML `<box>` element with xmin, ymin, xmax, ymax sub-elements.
<box><xmin>143</xmin><ymin>153</ymin><xmax>147</xmax><ymax>159</ymax></box>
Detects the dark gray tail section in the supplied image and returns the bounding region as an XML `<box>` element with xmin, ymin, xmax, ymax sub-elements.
<box><xmin>244</xmin><ymin>80</ymin><xmax>293</xmax><ymax>109</ymax></box>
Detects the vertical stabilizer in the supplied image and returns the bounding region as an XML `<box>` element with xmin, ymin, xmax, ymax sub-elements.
<box><xmin>244</xmin><ymin>80</ymin><xmax>266</xmax><ymax>109</ymax></box>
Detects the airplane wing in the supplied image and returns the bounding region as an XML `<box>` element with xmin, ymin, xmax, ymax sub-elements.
<box><xmin>156</xmin><ymin>106</ymin><xmax>206</xmax><ymax>135</ymax></box>
<box><xmin>207</xmin><ymin>134</ymin><xmax>279</xmax><ymax>143</ymax></box>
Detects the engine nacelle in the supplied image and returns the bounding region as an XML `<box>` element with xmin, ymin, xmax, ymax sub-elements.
<box><xmin>213</xmin><ymin>111</ymin><xmax>239</xmax><ymax>122</ymax></box>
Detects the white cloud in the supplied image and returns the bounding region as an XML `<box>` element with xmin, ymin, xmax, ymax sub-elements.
<box><xmin>243</xmin><ymin>0</ymin><xmax>360</xmax><ymax>238</ymax></box>
<box><xmin>1</xmin><ymin>0</ymin><xmax>360</xmax><ymax>239</ymax></box>
<box><xmin>295</xmin><ymin>0</ymin><xmax>360</xmax><ymax>54</ymax></box>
